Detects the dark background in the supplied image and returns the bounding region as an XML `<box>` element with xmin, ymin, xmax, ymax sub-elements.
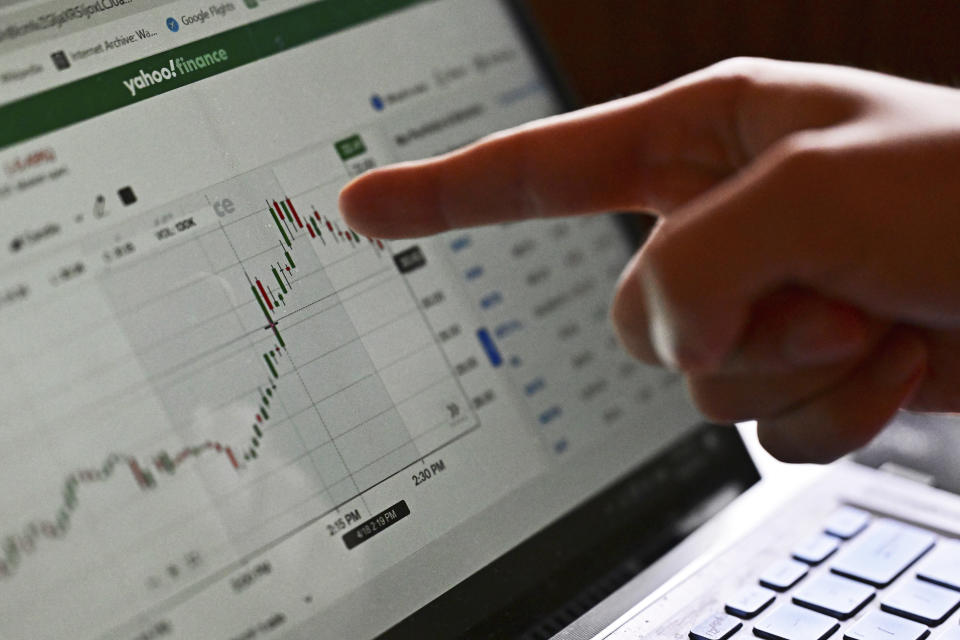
<box><xmin>524</xmin><ymin>1</ymin><xmax>960</xmax><ymax>106</ymax></box>
<box><xmin>519</xmin><ymin>0</ymin><xmax>960</xmax><ymax>505</ymax></box>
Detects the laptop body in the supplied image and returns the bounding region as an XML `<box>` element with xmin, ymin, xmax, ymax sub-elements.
<box><xmin>557</xmin><ymin>438</ymin><xmax>960</xmax><ymax>640</ymax></box>
<box><xmin>1</xmin><ymin>2</ymin><xmax>957</xmax><ymax>639</ymax></box>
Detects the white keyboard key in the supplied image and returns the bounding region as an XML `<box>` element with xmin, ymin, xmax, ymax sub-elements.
<box><xmin>689</xmin><ymin>612</ymin><xmax>742</xmax><ymax>640</ymax></box>
<box><xmin>842</xmin><ymin>610</ymin><xmax>929</xmax><ymax>640</ymax></box>
<box><xmin>881</xmin><ymin>579</ymin><xmax>960</xmax><ymax>626</ymax></box>
<box><xmin>761</xmin><ymin>559</ymin><xmax>810</xmax><ymax>591</ymax></box>
<box><xmin>726</xmin><ymin>584</ymin><xmax>776</xmax><ymax>619</ymax></box>
<box><xmin>753</xmin><ymin>603</ymin><xmax>840</xmax><ymax>640</ymax></box>
<box><xmin>794</xmin><ymin>534</ymin><xmax>842</xmax><ymax>565</ymax></box>
<box><xmin>824</xmin><ymin>507</ymin><xmax>871</xmax><ymax>539</ymax></box>
<box><xmin>917</xmin><ymin>538</ymin><xmax>960</xmax><ymax>591</ymax></box>
<box><xmin>831</xmin><ymin>519</ymin><xmax>936</xmax><ymax>587</ymax></box>
<box><xmin>792</xmin><ymin>573</ymin><xmax>875</xmax><ymax>620</ymax></box>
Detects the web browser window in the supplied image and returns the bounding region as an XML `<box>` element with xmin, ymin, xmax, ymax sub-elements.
<box><xmin>0</xmin><ymin>1</ymin><xmax>701</xmax><ymax>638</ymax></box>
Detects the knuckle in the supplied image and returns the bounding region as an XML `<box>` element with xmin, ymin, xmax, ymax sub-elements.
<box><xmin>706</xmin><ymin>56</ymin><xmax>774</xmax><ymax>87</ymax></box>
<box><xmin>768</xmin><ymin>132</ymin><xmax>834</xmax><ymax>179</ymax></box>
<box><xmin>754</xmin><ymin>133</ymin><xmax>845</xmax><ymax>266</ymax></box>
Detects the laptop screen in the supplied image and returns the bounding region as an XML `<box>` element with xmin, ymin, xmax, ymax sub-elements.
<box><xmin>0</xmin><ymin>1</ymin><xmax>708</xmax><ymax>638</ymax></box>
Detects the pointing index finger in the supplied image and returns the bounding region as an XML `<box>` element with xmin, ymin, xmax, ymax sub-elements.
<box><xmin>339</xmin><ymin>71</ymin><xmax>746</xmax><ymax>238</ymax></box>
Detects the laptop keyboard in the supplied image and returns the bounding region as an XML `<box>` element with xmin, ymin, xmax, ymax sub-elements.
<box><xmin>689</xmin><ymin>507</ymin><xmax>960</xmax><ymax>640</ymax></box>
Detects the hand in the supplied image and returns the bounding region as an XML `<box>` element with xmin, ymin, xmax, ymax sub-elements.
<box><xmin>339</xmin><ymin>58</ymin><xmax>960</xmax><ymax>463</ymax></box>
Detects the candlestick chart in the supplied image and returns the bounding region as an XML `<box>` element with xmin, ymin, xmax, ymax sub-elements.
<box><xmin>0</xmin><ymin>147</ymin><xmax>479</xmax><ymax>603</ymax></box>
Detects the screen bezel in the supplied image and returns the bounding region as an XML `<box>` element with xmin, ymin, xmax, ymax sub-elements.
<box><xmin>375</xmin><ymin>2</ymin><xmax>759</xmax><ymax>638</ymax></box>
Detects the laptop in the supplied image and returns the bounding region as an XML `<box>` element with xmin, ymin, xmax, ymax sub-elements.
<box><xmin>2</xmin><ymin>1</ymin><xmax>960</xmax><ymax>639</ymax></box>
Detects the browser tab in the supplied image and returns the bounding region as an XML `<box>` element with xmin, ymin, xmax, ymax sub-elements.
<box><xmin>0</xmin><ymin>0</ymin><xmax>179</xmax><ymax>54</ymax></box>
<box><xmin>172</xmin><ymin>2</ymin><xmax>238</xmax><ymax>31</ymax></box>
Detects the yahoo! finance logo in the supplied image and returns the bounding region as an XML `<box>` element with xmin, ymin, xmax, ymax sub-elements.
<box><xmin>121</xmin><ymin>49</ymin><xmax>229</xmax><ymax>97</ymax></box>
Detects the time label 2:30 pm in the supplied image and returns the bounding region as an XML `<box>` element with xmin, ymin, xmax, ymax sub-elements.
<box><xmin>412</xmin><ymin>459</ymin><xmax>447</xmax><ymax>487</ymax></box>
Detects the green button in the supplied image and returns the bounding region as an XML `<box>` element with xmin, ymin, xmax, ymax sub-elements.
<box><xmin>335</xmin><ymin>134</ymin><xmax>367</xmax><ymax>161</ymax></box>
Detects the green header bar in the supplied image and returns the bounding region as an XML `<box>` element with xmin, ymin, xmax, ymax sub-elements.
<box><xmin>0</xmin><ymin>0</ymin><xmax>425</xmax><ymax>150</ymax></box>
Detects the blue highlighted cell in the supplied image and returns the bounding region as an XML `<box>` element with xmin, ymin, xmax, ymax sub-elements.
<box><xmin>495</xmin><ymin>319</ymin><xmax>523</xmax><ymax>339</ymax></box>
<box><xmin>465</xmin><ymin>265</ymin><xmax>484</xmax><ymax>280</ymax></box>
<box><xmin>476</xmin><ymin>328</ymin><xmax>503</xmax><ymax>367</ymax></box>
<box><xmin>480</xmin><ymin>291</ymin><xmax>503</xmax><ymax>309</ymax></box>
<box><xmin>539</xmin><ymin>406</ymin><xmax>562</xmax><ymax>425</ymax></box>
<box><xmin>450</xmin><ymin>235</ymin><xmax>472</xmax><ymax>252</ymax></box>
<box><xmin>523</xmin><ymin>377</ymin><xmax>545</xmax><ymax>396</ymax></box>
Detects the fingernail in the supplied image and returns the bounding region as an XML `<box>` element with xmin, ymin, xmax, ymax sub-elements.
<box><xmin>645</xmin><ymin>274</ymin><xmax>687</xmax><ymax>370</ymax></box>
<box><xmin>873</xmin><ymin>332</ymin><xmax>926</xmax><ymax>388</ymax></box>
<box><xmin>783</xmin><ymin>312</ymin><xmax>865</xmax><ymax>365</ymax></box>
<box><xmin>649</xmin><ymin>308</ymin><xmax>679</xmax><ymax>370</ymax></box>
<box><xmin>649</xmin><ymin>308</ymin><xmax>716</xmax><ymax>372</ymax></box>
